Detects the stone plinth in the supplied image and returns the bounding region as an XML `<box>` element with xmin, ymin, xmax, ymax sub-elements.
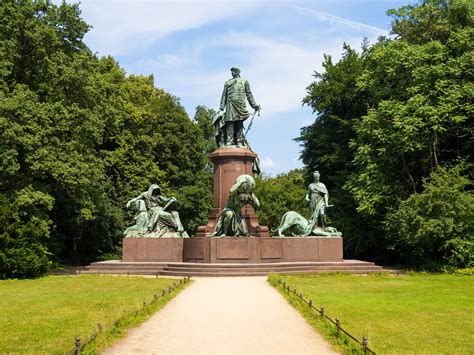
<box><xmin>183</xmin><ymin>237</ymin><xmax>342</xmax><ymax>263</ymax></box>
<box><xmin>123</xmin><ymin>238</ymin><xmax>184</xmax><ymax>262</ymax></box>
<box><xmin>196</xmin><ymin>147</ymin><xmax>269</xmax><ymax>237</ymax></box>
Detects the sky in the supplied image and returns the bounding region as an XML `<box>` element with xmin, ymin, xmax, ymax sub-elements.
<box><xmin>69</xmin><ymin>0</ymin><xmax>409</xmax><ymax>175</ymax></box>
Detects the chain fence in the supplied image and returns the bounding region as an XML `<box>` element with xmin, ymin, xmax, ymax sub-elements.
<box><xmin>66</xmin><ymin>275</ymin><xmax>191</xmax><ymax>354</ymax></box>
<box><xmin>276</xmin><ymin>277</ymin><xmax>376</xmax><ymax>354</ymax></box>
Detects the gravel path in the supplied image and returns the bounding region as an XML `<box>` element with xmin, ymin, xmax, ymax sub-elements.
<box><xmin>103</xmin><ymin>276</ymin><xmax>337</xmax><ymax>354</ymax></box>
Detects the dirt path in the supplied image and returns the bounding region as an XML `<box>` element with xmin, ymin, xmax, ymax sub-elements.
<box><xmin>103</xmin><ymin>277</ymin><xmax>337</xmax><ymax>354</ymax></box>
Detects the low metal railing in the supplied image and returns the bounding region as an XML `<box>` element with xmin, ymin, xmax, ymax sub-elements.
<box><xmin>67</xmin><ymin>275</ymin><xmax>191</xmax><ymax>354</ymax></box>
<box><xmin>276</xmin><ymin>278</ymin><xmax>376</xmax><ymax>354</ymax></box>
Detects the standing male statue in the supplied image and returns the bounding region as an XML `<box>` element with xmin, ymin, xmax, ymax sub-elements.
<box><xmin>216</xmin><ymin>66</ymin><xmax>261</xmax><ymax>146</ymax></box>
<box><xmin>274</xmin><ymin>171</ymin><xmax>341</xmax><ymax>237</ymax></box>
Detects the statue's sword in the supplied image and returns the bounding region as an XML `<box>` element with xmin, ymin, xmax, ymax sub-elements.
<box><xmin>244</xmin><ymin>108</ymin><xmax>260</xmax><ymax>137</ymax></box>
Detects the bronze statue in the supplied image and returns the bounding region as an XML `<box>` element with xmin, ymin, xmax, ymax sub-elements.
<box><xmin>215</xmin><ymin>66</ymin><xmax>261</xmax><ymax>146</ymax></box>
<box><xmin>124</xmin><ymin>184</ymin><xmax>188</xmax><ymax>238</ymax></box>
<box><xmin>212</xmin><ymin>174</ymin><xmax>260</xmax><ymax>236</ymax></box>
<box><xmin>305</xmin><ymin>170</ymin><xmax>329</xmax><ymax>232</ymax></box>
<box><xmin>275</xmin><ymin>171</ymin><xmax>341</xmax><ymax>237</ymax></box>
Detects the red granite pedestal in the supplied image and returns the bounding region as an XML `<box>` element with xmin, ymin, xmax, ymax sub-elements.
<box><xmin>196</xmin><ymin>147</ymin><xmax>269</xmax><ymax>237</ymax></box>
<box><xmin>122</xmin><ymin>238</ymin><xmax>183</xmax><ymax>262</ymax></box>
<box><xmin>183</xmin><ymin>236</ymin><xmax>342</xmax><ymax>263</ymax></box>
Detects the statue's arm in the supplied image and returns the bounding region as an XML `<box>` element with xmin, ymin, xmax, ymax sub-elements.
<box><xmin>126</xmin><ymin>192</ymin><xmax>145</xmax><ymax>208</ymax></box>
<box><xmin>244</xmin><ymin>80</ymin><xmax>259</xmax><ymax>110</ymax></box>
<box><xmin>305</xmin><ymin>186</ymin><xmax>311</xmax><ymax>202</ymax></box>
<box><xmin>250</xmin><ymin>193</ymin><xmax>260</xmax><ymax>209</ymax></box>
<box><xmin>219</xmin><ymin>83</ymin><xmax>228</xmax><ymax>111</ymax></box>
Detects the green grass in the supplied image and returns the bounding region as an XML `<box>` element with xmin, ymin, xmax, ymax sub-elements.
<box><xmin>269</xmin><ymin>273</ymin><xmax>474</xmax><ymax>354</ymax></box>
<box><xmin>0</xmin><ymin>275</ymin><xmax>188</xmax><ymax>353</ymax></box>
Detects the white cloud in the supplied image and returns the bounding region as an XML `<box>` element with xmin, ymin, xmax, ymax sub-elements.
<box><xmin>293</xmin><ymin>6</ymin><xmax>389</xmax><ymax>36</ymax></box>
<box><xmin>164</xmin><ymin>31</ymin><xmax>365</xmax><ymax>117</ymax></box>
<box><xmin>260</xmin><ymin>156</ymin><xmax>276</xmax><ymax>168</ymax></box>
<box><xmin>78</xmin><ymin>0</ymin><xmax>262</xmax><ymax>55</ymax></box>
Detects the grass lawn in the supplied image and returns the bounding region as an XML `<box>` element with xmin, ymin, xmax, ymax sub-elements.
<box><xmin>269</xmin><ymin>273</ymin><xmax>473</xmax><ymax>354</ymax></box>
<box><xmin>0</xmin><ymin>275</ymin><xmax>186</xmax><ymax>353</ymax></box>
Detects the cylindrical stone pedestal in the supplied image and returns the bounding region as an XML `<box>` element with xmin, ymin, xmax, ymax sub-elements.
<box><xmin>196</xmin><ymin>147</ymin><xmax>269</xmax><ymax>237</ymax></box>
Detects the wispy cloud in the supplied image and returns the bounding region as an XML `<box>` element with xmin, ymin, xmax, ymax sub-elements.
<box><xmin>78</xmin><ymin>0</ymin><xmax>262</xmax><ymax>55</ymax></box>
<box><xmin>293</xmin><ymin>6</ymin><xmax>389</xmax><ymax>36</ymax></box>
<box><xmin>260</xmin><ymin>156</ymin><xmax>276</xmax><ymax>168</ymax></box>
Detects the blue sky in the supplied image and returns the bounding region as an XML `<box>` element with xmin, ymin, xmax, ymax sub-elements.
<box><xmin>71</xmin><ymin>0</ymin><xmax>409</xmax><ymax>175</ymax></box>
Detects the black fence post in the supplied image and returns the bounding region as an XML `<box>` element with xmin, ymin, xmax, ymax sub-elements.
<box><xmin>97</xmin><ymin>322</ymin><xmax>102</xmax><ymax>332</ymax></box>
<box><xmin>308</xmin><ymin>299</ymin><xmax>312</xmax><ymax>308</ymax></box>
<box><xmin>162</xmin><ymin>289</ymin><xmax>166</xmax><ymax>297</ymax></box>
<box><xmin>362</xmin><ymin>336</ymin><xmax>368</xmax><ymax>352</ymax></box>
<box><xmin>335</xmin><ymin>319</ymin><xmax>340</xmax><ymax>335</ymax></box>
<box><xmin>74</xmin><ymin>337</ymin><xmax>81</xmax><ymax>355</ymax></box>
<box><xmin>320</xmin><ymin>307</ymin><xmax>325</xmax><ymax>319</ymax></box>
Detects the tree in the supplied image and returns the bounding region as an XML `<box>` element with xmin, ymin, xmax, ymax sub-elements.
<box><xmin>298</xmin><ymin>0</ymin><xmax>473</xmax><ymax>265</ymax></box>
<box><xmin>0</xmin><ymin>0</ymin><xmax>213</xmax><ymax>276</ymax></box>
<box><xmin>254</xmin><ymin>170</ymin><xmax>308</xmax><ymax>232</ymax></box>
<box><xmin>297</xmin><ymin>43</ymin><xmax>381</xmax><ymax>258</ymax></box>
<box><xmin>385</xmin><ymin>164</ymin><xmax>473</xmax><ymax>268</ymax></box>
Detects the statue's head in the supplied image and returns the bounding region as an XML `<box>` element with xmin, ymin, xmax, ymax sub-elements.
<box><xmin>231</xmin><ymin>65</ymin><xmax>241</xmax><ymax>77</ymax></box>
<box><xmin>147</xmin><ymin>184</ymin><xmax>161</xmax><ymax>197</ymax></box>
<box><xmin>234</xmin><ymin>174</ymin><xmax>255</xmax><ymax>193</ymax></box>
<box><xmin>313</xmin><ymin>171</ymin><xmax>320</xmax><ymax>181</ymax></box>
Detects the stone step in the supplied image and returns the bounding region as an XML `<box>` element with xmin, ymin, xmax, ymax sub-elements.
<box><xmin>162</xmin><ymin>265</ymin><xmax>382</xmax><ymax>272</ymax></box>
<box><xmin>159</xmin><ymin>269</ymin><xmax>386</xmax><ymax>277</ymax></box>
<box><xmin>82</xmin><ymin>259</ymin><xmax>387</xmax><ymax>276</ymax></box>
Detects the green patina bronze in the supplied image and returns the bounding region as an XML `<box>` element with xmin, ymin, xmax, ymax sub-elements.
<box><xmin>124</xmin><ymin>184</ymin><xmax>189</xmax><ymax>238</ymax></box>
<box><xmin>213</xmin><ymin>174</ymin><xmax>260</xmax><ymax>237</ymax></box>
<box><xmin>275</xmin><ymin>171</ymin><xmax>342</xmax><ymax>237</ymax></box>
<box><xmin>213</xmin><ymin>66</ymin><xmax>261</xmax><ymax>147</ymax></box>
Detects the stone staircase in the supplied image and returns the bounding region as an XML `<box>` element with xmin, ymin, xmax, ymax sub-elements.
<box><xmin>81</xmin><ymin>259</ymin><xmax>388</xmax><ymax>276</ymax></box>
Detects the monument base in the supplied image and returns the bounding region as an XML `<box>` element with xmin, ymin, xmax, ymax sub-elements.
<box><xmin>122</xmin><ymin>238</ymin><xmax>183</xmax><ymax>262</ymax></box>
<box><xmin>183</xmin><ymin>237</ymin><xmax>342</xmax><ymax>263</ymax></box>
<box><xmin>122</xmin><ymin>237</ymin><xmax>343</xmax><ymax>263</ymax></box>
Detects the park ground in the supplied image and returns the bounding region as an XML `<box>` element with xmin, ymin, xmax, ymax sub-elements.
<box><xmin>0</xmin><ymin>273</ymin><xmax>472</xmax><ymax>353</ymax></box>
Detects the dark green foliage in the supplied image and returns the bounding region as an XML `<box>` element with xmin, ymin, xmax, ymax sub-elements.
<box><xmin>385</xmin><ymin>164</ymin><xmax>473</xmax><ymax>268</ymax></box>
<box><xmin>193</xmin><ymin>105</ymin><xmax>218</xmax><ymax>156</ymax></box>
<box><xmin>299</xmin><ymin>0</ymin><xmax>473</xmax><ymax>266</ymax></box>
<box><xmin>0</xmin><ymin>189</ymin><xmax>53</xmax><ymax>278</ymax></box>
<box><xmin>254</xmin><ymin>170</ymin><xmax>308</xmax><ymax>231</ymax></box>
<box><xmin>0</xmin><ymin>0</ymin><xmax>211</xmax><ymax>277</ymax></box>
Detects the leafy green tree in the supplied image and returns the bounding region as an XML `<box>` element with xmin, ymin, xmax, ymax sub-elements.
<box><xmin>0</xmin><ymin>0</ymin><xmax>213</xmax><ymax>276</ymax></box>
<box><xmin>193</xmin><ymin>105</ymin><xmax>218</xmax><ymax>156</ymax></box>
<box><xmin>297</xmin><ymin>43</ymin><xmax>381</xmax><ymax>258</ymax></box>
<box><xmin>385</xmin><ymin>164</ymin><xmax>473</xmax><ymax>268</ymax></box>
<box><xmin>299</xmin><ymin>0</ymin><xmax>473</xmax><ymax>265</ymax></box>
<box><xmin>254</xmin><ymin>170</ymin><xmax>308</xmax><ymax>232</ymax></box>
<box><xmin>347</xmin><ymin>0</ymin><xmax>473</xmax><ymax>216</ymax></box>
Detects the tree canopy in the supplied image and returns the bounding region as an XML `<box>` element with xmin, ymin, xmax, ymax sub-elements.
<box><xmin>0</xmin><ymin>0</ymin><xmax>211</xmax><ymax>277</ymax></box>
<box><xmin>298</xmin><ymin>0</ymin><xmax>473</xmax><ymax>268</ymax></box>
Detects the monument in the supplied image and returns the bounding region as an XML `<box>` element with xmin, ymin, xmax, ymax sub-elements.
<box><xmin>121</xmin><ymin>66</ymin><xmax>342</xmax><ymax>264</ymax></box>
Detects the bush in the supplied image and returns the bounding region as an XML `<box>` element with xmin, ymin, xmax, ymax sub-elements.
<box><xmin>0</xmin><ymin>244</ymin><xmax>51</xmax><ymax>279</ymax></box>
<box><xmin>0</xmin><ymin>188</ymin><xmax>54</xmax><ymax>279</ymax></box>
<box><xmin>385</xmin><ymin>164</ymin><xmax>473</xmax><ymax>268</ymax></box>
